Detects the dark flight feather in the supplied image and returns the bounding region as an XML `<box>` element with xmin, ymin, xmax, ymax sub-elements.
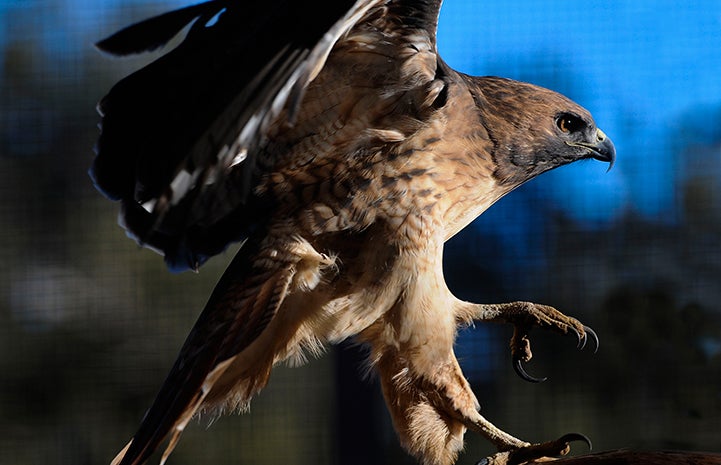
<box><xmin>95</xmin><ymin>1</ymin><xmax>225</xmax><ymax>56</ymax></box>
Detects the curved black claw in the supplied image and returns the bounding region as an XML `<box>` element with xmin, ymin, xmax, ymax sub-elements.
<box><xmin>570</xmin><ymin>326</ymin><xmax>583</xmax><ymax>349</ymax></box>
<box><xmin>513</xmin><ymin>358</ymin><xmax>547</xmax><ymax>383</ymax></box>
<box><xmin>557</xmin><ymin>432</ymin><xmax>593</xmax><ymax>451</ymax></box>
<box><xmin>511</xmin><ymin>321</ymin><xmax>599</xmax><ymax>384</ymax></box>
<box><xmin>583</xmin><ymin>325</ymin><xmax>600</xmax><ymax>353</ymax></box>
<box><xmin>573</xmin><ymin>325</ymin><xmax>599</xmax><ymax>353</ymax></box>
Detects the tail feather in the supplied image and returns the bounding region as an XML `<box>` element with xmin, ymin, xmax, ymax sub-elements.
<box><xmin>110</xmin><ymin>441</ymin><xmax>133</xmax><ymax>465</ymax></box>
<box><xmin>111</xmin><ymin>241</ymin><xmax>295</xmax><ymax>465</ymax></box>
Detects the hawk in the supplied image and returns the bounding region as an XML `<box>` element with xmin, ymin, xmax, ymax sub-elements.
<box><xmin>91</xmin><ymin>1</ymin><xmax>615</xmax><ymax>464</ymax></box>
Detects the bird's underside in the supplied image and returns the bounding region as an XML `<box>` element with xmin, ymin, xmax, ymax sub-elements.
<box><xmin>92</xmin><ymin>1</ymin><xmax>615</xmax><ymax>465</ymax></box>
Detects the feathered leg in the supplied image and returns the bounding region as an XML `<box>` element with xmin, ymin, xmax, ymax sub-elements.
<box><xmin>375</xmin><ymin>341</ymin><xmax>590</xmax><ymax>465</ymax></box>
<box><xmin>374</xmin><ymin>345</ymin><xmax>528</xmax><ymax>465</ymax></box>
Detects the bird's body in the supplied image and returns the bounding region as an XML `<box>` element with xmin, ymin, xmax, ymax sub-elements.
<box><xmin>92</xmin><ymin>1</ymin><xmax>615</xmax><ymax>465</ymax></box>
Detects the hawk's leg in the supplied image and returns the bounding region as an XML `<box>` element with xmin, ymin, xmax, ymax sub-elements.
<box><xmin>433</xmin><ymin>357</ymin><xmax>592</xmax><ymax>465</ymax></box>
<box><xmin>428</xmin><ymin>357</ymin><xmax>591</xmax><ymax>465</ymax></box>
<box><xmin>375</xmin><ymin>346</ymin><xmax>591</xmax><ymax>465</ymax></box>
<box><xmin>374</xmin><ymin>347</ymin><xmax>530</xmax><ymax>465</ymax></box>
<box><xmin>457</xmin><ymin>301</ymin><xmax>598</xmax><ymax>383</ymax></box>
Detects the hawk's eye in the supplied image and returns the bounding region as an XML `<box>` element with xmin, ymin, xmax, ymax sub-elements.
<box><xmin>556</xmin><ymin>113</ymin><xmax>584</xmax><ymax>133</ymax></box>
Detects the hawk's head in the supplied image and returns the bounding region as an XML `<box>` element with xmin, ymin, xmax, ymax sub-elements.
<box><xmin>469</xmin><ymin>76</ymin><xmax>615</xmax><ymax>186</ymax></box>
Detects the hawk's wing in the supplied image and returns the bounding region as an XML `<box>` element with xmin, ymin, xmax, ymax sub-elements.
<box><xmin>97</xmin><ymin>2</ymin><xmax>445</xmax><ymax>465</ymax></box>
<box><xmin>91</xmin><ymin>0</ymin><xmax>381</xmax><ymax>270</ymax></box>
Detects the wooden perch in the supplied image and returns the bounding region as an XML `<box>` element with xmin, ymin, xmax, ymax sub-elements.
<box><xmin>527</xmin><ymin>450</ymin><xmax>721</xmax><ymax>464</ymax></box>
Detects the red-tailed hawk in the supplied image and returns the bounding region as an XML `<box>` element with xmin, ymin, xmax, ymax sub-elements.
<box><xmin>91</xmin><ymin>1</ymin><xmax>615</xmax><ymax>465</ymax></box>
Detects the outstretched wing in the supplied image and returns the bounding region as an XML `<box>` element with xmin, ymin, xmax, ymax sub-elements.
<box><xmin>100</xmin><ymin>1</ymin><xmax>446</xmax><ymax>464</ymax></box>
<box><xmin>91</xmin><ymin>0</ymin><xmax>376</xmax><ymax>271</ymax></box>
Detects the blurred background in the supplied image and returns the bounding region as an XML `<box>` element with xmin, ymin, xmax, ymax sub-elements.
<box><xmin>1</xmin><ymin>1</ymin><xmax>720</xmax><ymax>465</ymax></box>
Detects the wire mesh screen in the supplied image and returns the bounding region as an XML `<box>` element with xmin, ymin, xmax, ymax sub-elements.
<box><xmin>1</xmin><ymin>1</ymin><xmax>720</xmax><ymax>465</ymax></box>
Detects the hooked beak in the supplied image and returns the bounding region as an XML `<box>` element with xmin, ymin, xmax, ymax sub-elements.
<box><xmin>567</xmin><ymin>128</ymin><xmax>616</xmax><ymax>170</ymax></box>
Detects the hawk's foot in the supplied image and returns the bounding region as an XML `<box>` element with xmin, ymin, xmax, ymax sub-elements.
<box><xmin>476</xmin><ymin>433</ymin><xmax>592</xmax><ymax>465</ymax></box>
<box><xmin>460</xmin><ymin>301</ymin><xmax>598</xmax><ymax>382</ymax></box>
<box><xmin>507</xmin><ymin>302</ymin><xmax>598</xmax><ymax>383</ymax></box>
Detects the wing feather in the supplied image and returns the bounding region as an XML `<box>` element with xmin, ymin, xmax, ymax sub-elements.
<box><xmin>95</xmin><ymin>0</ymin><xmax>224</xmax><ymax>56</ymax></box>
<box><xmin>91</xmin><ymin>0</ymin><xmax>370</xmax><ymax>270</ymax></box>
<box><xmin>91</xmin><ymin>0</ymin><xmax>444</xmax><ymax>271</ymax></box>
